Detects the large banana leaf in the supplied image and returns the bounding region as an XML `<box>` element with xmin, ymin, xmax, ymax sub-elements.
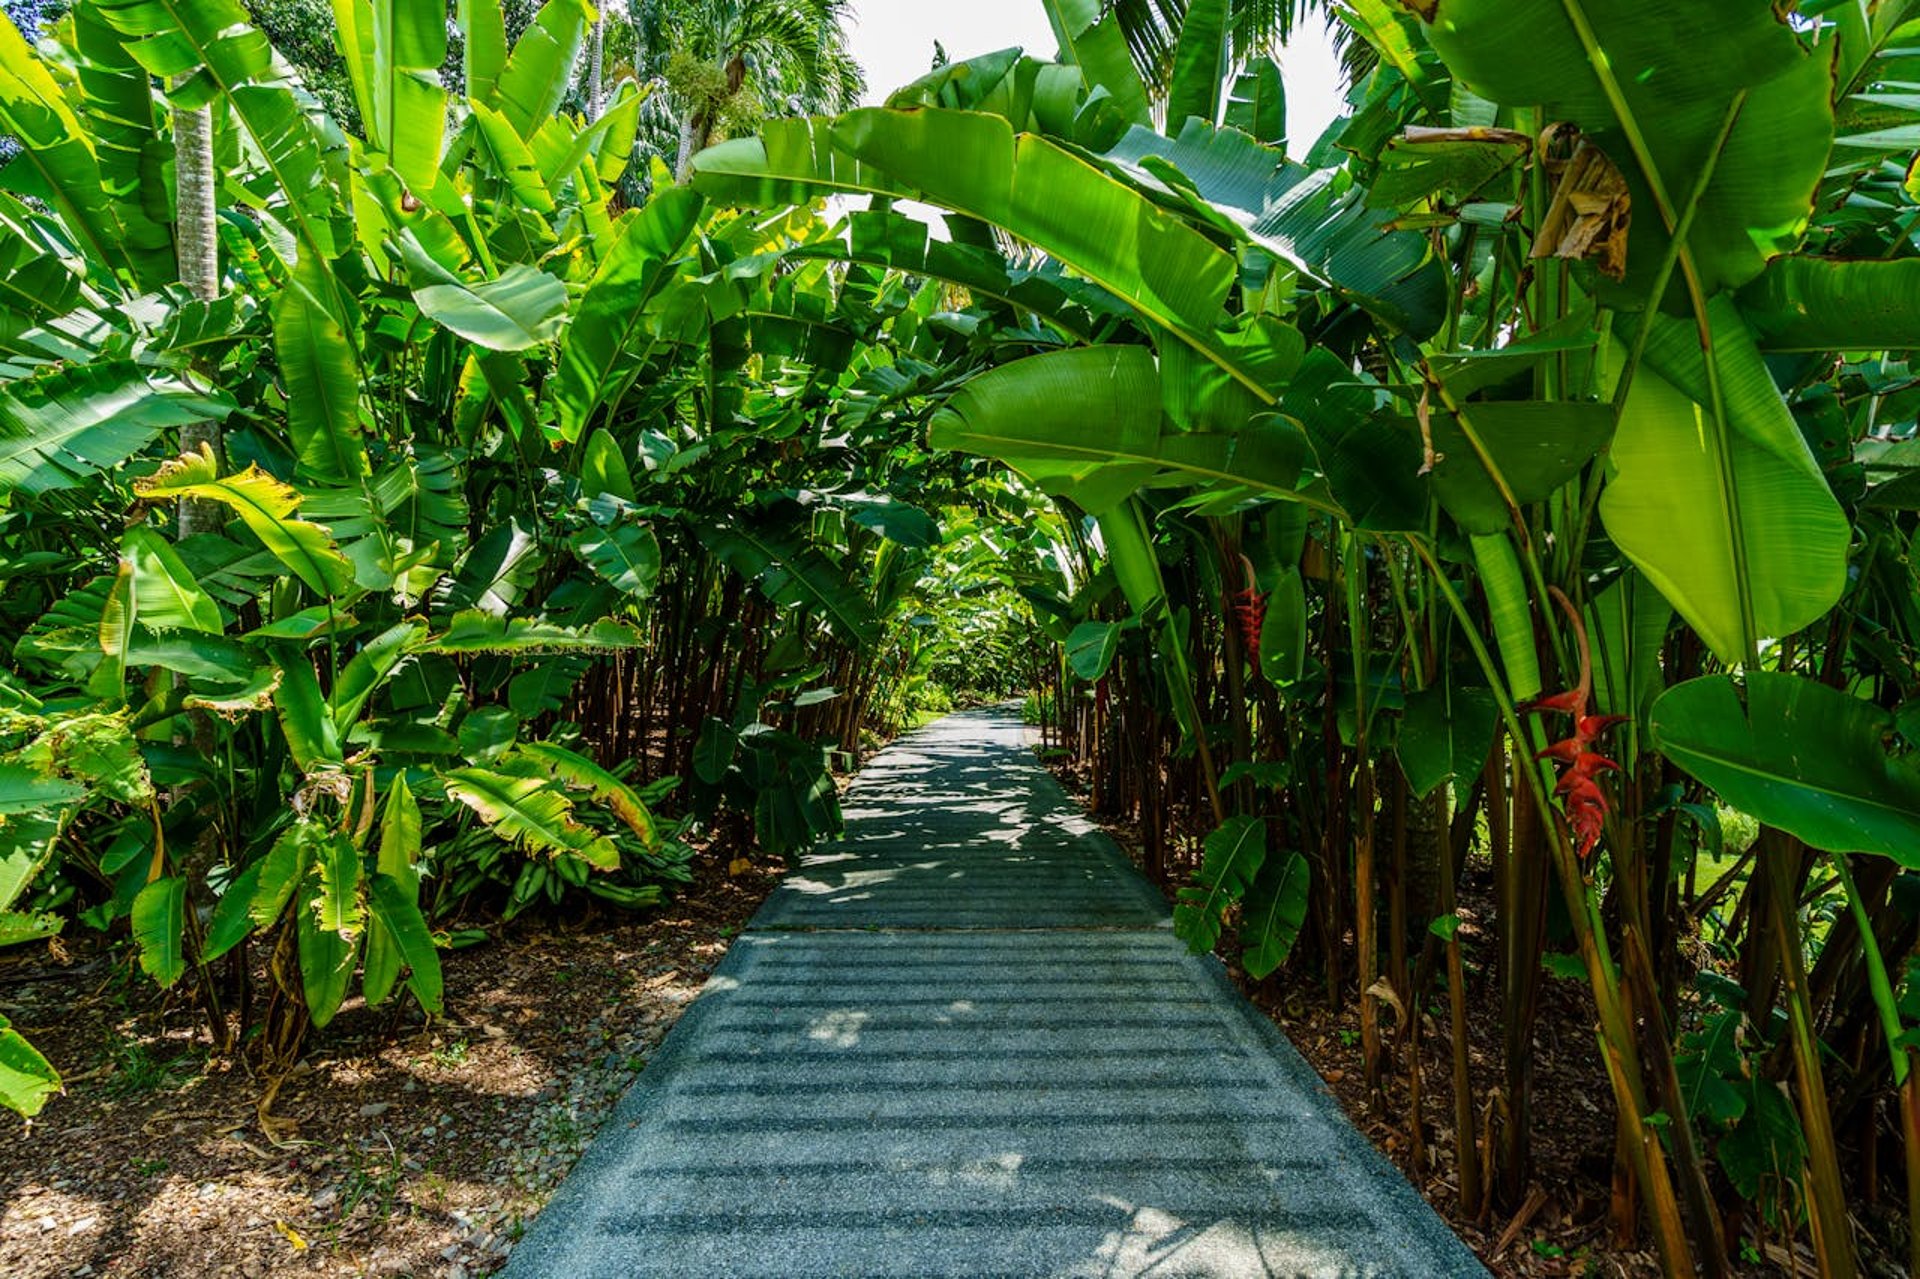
<box><xmin>442</xmin><ymin>766</ymin><xmax>620</xmax><ymax>870</ymax></box>
<box><xmin>927</xmin><ymin>345</ymin><xmax>1308</xmax><ymax>516</ymax></box>
<box><xmin>483</xmin><ymin>0</ymin><xmax>589</xmax><ymax>140</ymax></box>
<box><xmin>1415</xmin><ymin>0</ymin><xmax>1831</xmax><ymax>299</ymax></box>
<box><xmin>130</xmin><ymin>874</ymin><xmax>186</xmax><ymax>988</ymax></box>
<box><xmin>1240</xmin><ymin>848</ymin><xmax>1310</xmax><ymax>980</ymax></box>
<box><xmin>88</xmin><ymin>0</ymin><xmax>346</xmax><ymax>259</ymax></box>
<box><xmin>123</xmin><ymin>527</ymin><xmax>221</xmax><ymax>633</ymax></box>
<box><xmin>1599</xmin><ymin>358</ymin><xmax>1845</xmax><ymax>665</ymax></box>
<box><xmin>1223</xmin><ymin>55</ymin><xmax>1284</xmax><ymax>146</ymax></box>
<box><xmin>331</xmin><ymin>0</ymin><xmax>447</xmax><ymax>191</ymax></box>
<box><xmin>0</xmin><ymin>13</ymin><xmax>134</xmax><ymax>278</ymax></box>
<box><xmin>70</xmin><ymin>1</ymin><xmax>175</xmax><ymax>286</ymax></box>
<box><xmin>696</xmin><ymin>518</ymin><xmax>882</xmax><ymax>648</ymax></box>
<box><xmin>412</xmin><ymin>262</ymin><xmax>568</xmax><ymax>353</ymax></box>
<box><xmin>1650</xmin><ymin>673</ymin><xmax>1920</xmax><ymax>863</ymax></box>
<box><xmin>551</xmin><ymin>186</ymin><xmax>703</xmax><ymax>441</ymax></box>
<box><xmin>135</xmin><ymin>446</ymin><xmax>356</xmax><ymax>596</ymax></box>
<box><xmin>1102</xmin><ymin>121</ymin><xmax>1449</xmax><ymax>337</ymax></box>
<box><xmin>456</xmin><ymin>0</ymin><xmax>506</xmax><ymax>104</ymax></box>
<box><xmin>1173</xmin><ymin>815</ymin><xmax>1267</xmax><ymax>953</ymax></box>
<box><xmin>1164</xmin><ymin>0</ymin><xmax>1228</xmax><ymax>130</ymax></box>
<box><xmin>695</xmin><ymin>110</ymin><xmax>1258</xmax><ymax>392</ymax></box>
<box><xmin>0</xmin><ymin>361</ymin><xmax>233</xmax><ymax>495</ymax></box>
<box><xmin>1043</xmin><ymin>0</ymin><xmax>1151</xmax><ymax>125</ymax></box>
<box><xmin>363</xmin><ymin>872</ymin><xmax>441</xmax><ymax>1011</ymax></box>
<box><xmin>470</xmin><ymin>100</ymin><xmax>558</xmax><ymax>214</ymax></box>
<box><xmin>1599</xmin><ymin>303</ymin><xmax>1848</xmax><ymax>664</ymax></box>
<box><xmin>273</xmin><ymin>256</ymin><xmax>368</xmax><ymax>482</ymax></box>
<box><xmin>515</xmin><ymin>741</ymin><xmax>660</xmax><ymax>847</ymax></box>
<box><xmin>571</xmin><ymin>522</ymin><xmax>661</xmax><ymax>597</ymax></box>
<box><xmin>1738</xmin><ymin>256</ymin><xmax>1920</xmax><ymax>352</ymax></box>
<box><xmin>296</xmin><ymin>877</ymin><xmax>357</xmax><ymax>1027</ymax></box>
<box><xmin>315</xmin><ymin>829</ymin><xmax>363</xmax><ymax>936</ymax></box>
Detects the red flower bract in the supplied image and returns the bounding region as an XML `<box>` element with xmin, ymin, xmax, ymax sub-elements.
<box><xmin>1525</xmin><ymin>589</ymin><xmax>1629</xmax><ymax>858</ymax></box>
<box><xmin>1229</xmin><ymin>586</ymin><xmax>1267</xmax><ymax>653</ymax></box>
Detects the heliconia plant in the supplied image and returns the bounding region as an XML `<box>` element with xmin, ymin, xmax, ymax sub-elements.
<box><xmin>688</xmin><ymin>0</ymin><xmax>1920</xmax><ymax>1271</ymax></box>
<box><xmin>0</xmin><ymin>0</ymin><xmax>1035</xmax><ymax>1122</ymax></box>
<box><xmin>5</xmin><ymin>0</ymin><xmax>1920</xmax><ymax>1272</ymax></box>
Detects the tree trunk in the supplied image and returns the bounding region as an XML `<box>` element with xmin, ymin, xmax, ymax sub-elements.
<box><xmin>587</xmin><ymin>17</ymin><xmax>605</xmax><ymax>121</ymax></box>
<box><xmin>173</xmin><ymin>96</ymin><xmax>222</xmax><ymax>536</ymax></box>
<box><xmin>673</xmin><ymin>110</ymin><xmax>700</xmax><ymax>182</ymax></box>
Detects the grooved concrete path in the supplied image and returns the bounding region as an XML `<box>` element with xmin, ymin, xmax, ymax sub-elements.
<box><xmin>503</xmin><ymin>708</ymin><xmax>1485</xmax><ymax>1278</ymax></box>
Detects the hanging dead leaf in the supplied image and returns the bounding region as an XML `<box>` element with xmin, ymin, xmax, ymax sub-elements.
<box><xmin>1533</xmin><ymin>124</ymin><xmax>1631</xmax><ymax>280</ymax></box>
<box><xmin>1363</xmin><ymin>976</ymin><xmax>1409</xmax><ymax>1029</ymax></box>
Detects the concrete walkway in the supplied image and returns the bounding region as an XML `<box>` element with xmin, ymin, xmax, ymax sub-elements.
<box><xmin>502</xmin><ymin>708</ymin><xmax>1486</xmax><ymax>1278</ymax></box>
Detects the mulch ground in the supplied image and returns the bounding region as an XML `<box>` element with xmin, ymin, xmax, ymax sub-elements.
<box><xmin>0</xmin><ymin>851</ymin><xmax>786</xmax><ymax>1279</ymax></box>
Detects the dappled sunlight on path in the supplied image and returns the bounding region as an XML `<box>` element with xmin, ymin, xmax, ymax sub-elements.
<box><xmin>501</xmin><ymin>708</ymin><xmax>1485</xmax><ymax>1278</ymax></box>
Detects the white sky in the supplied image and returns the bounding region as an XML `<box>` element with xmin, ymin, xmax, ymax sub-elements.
<box><xmin>844</xmin><ymin>3</ymin><xmax>1349</xmax><ymax>154</ymax></box>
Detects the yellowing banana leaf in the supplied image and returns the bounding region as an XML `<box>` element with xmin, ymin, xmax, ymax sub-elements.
<box><xmin>136</xmin><ymin>446</ymin><xmax>355</xmax><ymax>596</ymax></box>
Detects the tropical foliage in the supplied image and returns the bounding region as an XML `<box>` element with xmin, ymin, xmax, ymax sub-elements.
<box><xmin>6</xmin><ymin>0</ymin><xmax>1920</xmax><ymax>1273</ymax></box>
<box><xmin>0</xmin><ymin>0</ymin><xmax>1028</xmax><ymax>1125</ymax></box>
<box><xmin>691</xmin><ymin>1</ymin><xmax>1920</xmax><ymax>1272</ymax></box>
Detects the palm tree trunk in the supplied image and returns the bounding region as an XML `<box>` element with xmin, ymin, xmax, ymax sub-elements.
<box><xmin>673</xmin><ymin>110</ymin><xmax>699</xmax><ymax>181</ymax></box>
<box><xmin>173</xmin><ymin>96</ymin><xmax>222</xmax><ymax>536</ymax></box>
<box><xmin>587</xmin><ymin>16</ymin><xmax>606</xmax><ymax>121</ymax></box>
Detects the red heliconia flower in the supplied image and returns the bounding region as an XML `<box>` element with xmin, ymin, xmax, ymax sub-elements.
<box><xmin>1229</xmin><ymin>587</ymin><xmax>1267</xmax><ymax>652</ymax></box>
<box><xmin>1230</xmin><ymin>554</ymin><xmax>1267</xmax><ymax>655</ymax></box>
<box><xmin>1523</xmin><ymin>588</ymin><xmax>1630</xmax><ymax>858</ymax></box>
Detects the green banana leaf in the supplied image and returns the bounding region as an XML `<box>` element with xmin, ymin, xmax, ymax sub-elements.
<box><xmin>123</xmin><ymin>527</ymin><xmax>222</xmax><ymax>633</ymax></box>
<box><xmin>0</xmin><ymin>361</ymin><xmax>233</xmax><ymax>495</ymax></box>
<box><xmin>551</xmin><ymin>186</ymin><xmax>703</xmax><ymax>441</ymax></box>
<box><xmin>1415</xmin><ymin>0</ymin><xmax>1831</xmax><ymax>299</ymax></box>
<box><xmin>695</xmin><ymin>109</ymin><xmax>1259</xmax><ymax>393</ymax></box>
<box><xmin>1173</xmin><ymin>815</ymin><xmax>1267</xmax><ymax>953</ymax></box>
<box><xmin>135</xmin><ymin>447</ymin><xmax>356</xmax><ymax>596</ymax></box>
<box><xmin>1649</xmin><ymin>673</ymin><xmax>1920</xmax><ymax>863</ymax></box>
<box><xmin>1165</xmin><ymin>0</ymin><xmax>1228</xmax><ymax>130</ymax></box>
<box><xmin>0</xmin><ymin>13</ymin><xmax>135</xmax><ymax>279</ymax></box>
<box><xmin>1739</xmin><ymin>256</ymin><xmax>1920</xmax><ymax>353</ymax></box>
<box><xmin>443</xmin><ymin>766</ymin><xmax>621</xmax><ymax>870</ymax></box>
<box><xmin>1599</xmin><ymin>348</ymin><xmax>1846</xmax><ymax>666</ymax></box>
<box><xmin>927</xmin><ymin>345</ymin><xmax>1307</xmax><ymax>516</ymax></box>
<box><xmin>273</xmin><ymin>255</ymin><xmax>368</xmax><ymax>483</ymax></box>
<box><xmin>88</xmin><ymin>0</ymin><xmax>347</xmax><ymax>259</ymax></box>
<box><xmin>1241</xmin><ymin>849</ymin><xmax>1310</xmax><ymax>979</ymax></box>
<box><xmin>0</xmin><ymin>1012</ymin><xmax>60</xmax><ymax>1117</ymax></box>
<box><xmin>483</xmin><ymin>0</ymin><xmax>589</xmax><ymax>140</ymax></box>
<box><xmin>332</xmin><ymin>0</ymin><xmax>447</xmax><ymax>190</ymax></box>
<box><xmin>363</xmin><ymin>872</ymin><xmax>441</xmax><ymax>1012</ymax></box>
<box><xmin>1065</xmin><ymin>620</ymin><xmax>1121</xmax><ymax>680</ymax></box>
<box><xmin>131</xmin><ymin>874</ymin><xmax>186</xmax><ymax>988</ymax></box>
<box><xmin>1102</xmin><ymin>121</ymin><xmax>1448</xmax><ymax>337</ymax></box>
<box><xmin>70</xmin><ymin>1</ymin><xmax>175</xmax><ymax>286</ymax></box>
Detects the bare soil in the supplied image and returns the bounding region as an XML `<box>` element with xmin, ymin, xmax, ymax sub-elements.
<box><xmin>0</xmin><ymin>852</ymin><xmax>785</xmax><ymax>1279</ymax></box>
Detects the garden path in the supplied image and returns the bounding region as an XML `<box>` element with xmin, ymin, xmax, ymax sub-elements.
<box><xmin>501</xmin><ymin>707</ymin><xmax>1485</xmax><ymax>1278</ymax></box>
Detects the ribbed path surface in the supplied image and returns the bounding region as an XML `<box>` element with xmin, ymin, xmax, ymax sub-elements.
<box><xmin>503</xmin><ymin>708</ymin><xmax>1485</xmax><ymax>1278</ymax></box>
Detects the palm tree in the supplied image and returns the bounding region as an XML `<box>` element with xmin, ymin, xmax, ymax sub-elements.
<box><xmin>661</xmin><ymin>0</ymin><xmax>863</xmax><ymax>179</ymax></box>
<box><xmin>1108</xmin><ymin>0</ymin><xmax>1323</xmax><ymax>93</ymax></box>
<box><xmin>172</xmin><ymin>88</ymin><xmax>222</xmax><ymax>537</ymax></box>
